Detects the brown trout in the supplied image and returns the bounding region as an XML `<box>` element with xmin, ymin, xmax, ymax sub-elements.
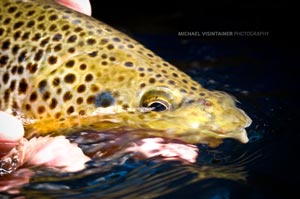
<box><xmin>0</xmin><ymin>0</ymin><xmax>251</xmax><ymax>146</ymax></box>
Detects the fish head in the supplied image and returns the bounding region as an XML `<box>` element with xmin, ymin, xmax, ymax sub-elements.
<box><xmin>69</xmin><ymin>50</ymin><xmax>252</xmax><ymax>146</ymax></box>
<box><xmin>134</xmin><ymin>86</ymin><xmax>252</xmax><ymax>146</ymax></box>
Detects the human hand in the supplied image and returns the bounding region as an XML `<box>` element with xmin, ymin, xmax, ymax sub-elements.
<box><xmin>0</xmin><ymin>112</ymin><xmax>24</xmax><ymax>157</ymax></box>
<box><xmin>0</xmin><ymin>0</ymin><xmax>92</xmax><ymax>173</ymax></box>
<box><xmin>56</xmin><ymin>0</ymin><xmax>92</xmax><ymax>15</ymax></box>
<box><xmin>0</xmin><ymin>111</ymin><xmax>90</xmax><ymax>173</ymax></box>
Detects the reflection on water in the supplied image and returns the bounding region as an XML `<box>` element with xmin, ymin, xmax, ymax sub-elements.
<box><xmin>1</xmin><ymin>130</ymin><xmax>258</xmax><ymax>199</ymax></box>
<box><xmin>1</xmin><ymin>37</ymin><xmax>296</xmax><ymax>198</ymax></box>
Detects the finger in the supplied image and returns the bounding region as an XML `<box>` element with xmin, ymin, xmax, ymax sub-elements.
<box><xmin>56</xmin><ymin>0</ymin><xmax>92</xmax><ymax>16</ymax></box>
<box><xmin>0</xmin><ymin>112</ymin><xmax>24</xmax><ymax>155</ymax></box>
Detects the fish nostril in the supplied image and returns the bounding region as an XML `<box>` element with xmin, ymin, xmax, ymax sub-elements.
<box><xmin>197</xmin><ymin>98</ymin><xmax>212</xmax><ymax>107</ymax></box>
<box><xmin>205</xmin><ymin>101</ymin><xmax>212</xmax><ymax>106</ymax></box>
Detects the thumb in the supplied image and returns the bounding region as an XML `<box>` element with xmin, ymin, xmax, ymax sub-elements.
<box><xmin>0</xmin><ymin>112</ymin><xmax>24</xmax><ymax>156</ymax></box>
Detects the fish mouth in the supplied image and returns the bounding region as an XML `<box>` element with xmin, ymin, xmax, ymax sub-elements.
<box><xmin>163</xmin><ymin>109</ymin><xmax>252</xmax><ymax>146</ymax></box>
<box><xmin>161</xmin><ymin>126</ymin><xmax>250</xmax><ymax>147</ymax></box>
<box><xmin>217</xmin><ymin>128</ymin><xmax>249</xmax><ymax>143</ymax></box>
<box><xmin>198</xmin><ymin>108</ymin><xmax>252</xmax><ymax>145</ymax></box>
<box><xmin>239</xmin><ymin>109</ymin><xmax>252</xmax><ymax>128</ymax></box>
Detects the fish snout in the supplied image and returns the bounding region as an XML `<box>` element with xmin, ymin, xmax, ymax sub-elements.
<box><xmin>177</xmin><ymin>96</ymin><xmax>252</xmax><ymax>144</ymax></box>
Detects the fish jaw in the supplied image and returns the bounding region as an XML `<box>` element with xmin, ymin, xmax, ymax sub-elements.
<box><xmin>139</xmin><ymin>109</ymin><xmax>251</xmax><ymax>147</ymax></box>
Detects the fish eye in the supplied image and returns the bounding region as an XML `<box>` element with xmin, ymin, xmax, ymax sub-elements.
<box><xmin>145</xmin><ymin>99</ymin><xmax>170</xmax><ymax>112</ymax></box>
<box><xmin>139</xmin><ymin>88</ymin><xmax>173</xmax><ymax>112</ymax></box>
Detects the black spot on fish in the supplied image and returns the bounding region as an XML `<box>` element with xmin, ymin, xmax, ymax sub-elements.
<box><xmin>26</xmin><ymin>20</ymin><xmax>35</xmax><ymax>28</ymax></box>
<box><xmin>17</xmin><ymin>66</ymin><xmax>24</xmax><ymax>75</ymax></box>
<box><xmin>76</xmin><ymin>97</ymin><xmax>83</xmax><ymax>104</ymax></box>
<box><xmin>191</xmin><ymin>86</ymin><xmax>197</xmax><ymax>91</ymax></box>
<box><xmin>11</xmin><ymin>66</ymin><xmax>18</xmax><ymax>74</ymax></box>
<box><xmin>18</xmin><ymin>79</ymin><xmax>28</xmax><ymax>94</ymax></box>
<box><xmin>4</xmin><ymin>90</ymin><xmax>10</xmax><ymax>103</ymax></box>
<box><xmin>8</xmin><ymin>6</ymin><xmax>17</xmax><ymax>13</ymax></box>
<box><xmin>100</xmin><ymin>39</ymin><xmax>108</xmax><ymax>45</ymax></box>
<box><xmin>52</xmin><ymin>78</ymin><xmax>60</xmax><ymax>86</ymax></box>
<box><xmin>27</xmin><ymin>10</ymin><xmax>35</xmax><ymax>16</ymax></box>
<box><xmin>68</xmin><ymin>47</ymin><xmax>75</xmax><ymax>53</ymax></box>
<box><xmin>2</xmin><ymin>72</ymin><xmax>9</xmax><ymax>84</ymax></box>
<box><xmin>2</xmin><ymin>40</ymin><xmax>10</xmax><ymax>50</ymax></box>
<box><xmin>12</xmin><ymin>45</ymin><xmax>20</xmax><ymax>54</ymax></box>
<box><xmin>10</xmin><ymin>80</ymin><xmax>16</xmax><ymax>91</ymax></box>
<box><xmin>66</xmin><ymin>60</ymin><xmax>75</xmax><ymax>68</ymax></box>
<box><xmin>54</xmin><ymin>44</ymin><xmax>62</xmax><ymax>52</ymax></box>
<box><xmin>95</xmin><ymin>92</ymin><xmax>115</xmax><ymax>108</ymax></box>
<box><xmin>79</xmin><ymin>64</ymin><xmax>87</xmax><ymax>70</ymax></box>
<box><xmin>4</xmin><ymin>18</ymin><xmax>11</xmax><ymax>25</ymax></box>
<box><xmin>74</xmin><ymin>27</ymin><xmax>83</xmax><ymax>32</ymax></box>
<box><xmin>49</xmin><ymin>24</ymin><xmax>57</xmax><ymax>31</ymax></box>
<box><xmin>168</xmin><ymin>80</ymin><xmax>175</xmax><ymax>85</ymax></box>
<box><xmin>37</xmin><ymin>106</ymin><xmax>45</xmax><ymax>114</ymax></box>
<box><xmin>67</xmin><ymin>35</ymin><xmax>77</xmax><ymax>43</ymax></box>
<box><xmin>71</xmin><ymin>19</ymin><xmax>81</xmax><ymax>24</ymax></box>
<box><xmin>26</xmin><ymin>63</ymin><xmax>38</xmax><ymax>74</ymax></box>
<box><xmin>86</xmin><ymin>95</ymin><xmax>95</xmax><ymax>104</ymax></box>
<box><xmin>18</xmin><ymin>51</ymin><xmax>27</xmax><ymax>62</ymax></box>
<box><xmin>42</xmin><ymin>91</ymin><xmax>51</xmax><ymax>101</ymax></box>
<box><xmin>48</xmin><ymin>56</ymin><xmax>57</xmax><ymax>65</ymax></box>
<box><xmin>49</xmin><ymin>14</ymin><xmax>58</xmax><ymax>21</ymax></box>
<box><xmin>112</xmin><ymin>37</ymin><xmax>121</xmax><ymax>42</ymax></box>
<box><xmin>13</xmin><ymin>31</ymin><xmax>21</xmax><ymax>40</ymax></box>
<box><xmin>64</xmin><ymin>73</ymin><xmax>76</xmax><ymax>83</ymax></box>
<box><xmin>149</xmin><ymin>78</ymin><xmax>156</xmax><ymax>84</ymax></box>
<box><xmin>85</xmin><ymin>74</ymin><xmax>93</xmax><ymax>82</ymax></box>
<box><xmin>66</xmin><ymin>106</ymin><xmax>74</xmax><ymax>115</ymax></box>
<box><xmin>62</xmin><ymin>24</ymin><xmax>70</xmax><ymax>31</ymax></box>
<box><xmin>107</xmin><ymin>44</ymin><xmax>114</xmax><ymax>50</ymax></box>
<box><xmin>40</xmin><ymin>37</ymin><xmax>50</xmax><ymax>47</ymax></box>
<box><xmin>0</xmin><ymin>55</ymin><xmax>9</xmax><ymax>66</ymax></box>
<box><xmin>88</xmin><ymin>51</ymin><xmax>98</xmax><ymax>57</ymax></box>
<box><xmin>124</xmin><ymin>61</ymin><xmax>134</xmax><ymax>67</ymax></box>
<box><xmin>38</xmin><ymin>80</ymin><xmax>47</xmax><ymax>93</ymax></box>
<box><xmin>13</xmin><ymin>21</ymin><xmax>24</xmax><ymax>29</ymax></box>
<box><xmin>77</xmin><ymin>84</ymin><xmax>86</xmax><ymax>93</ymax></box>
<box><xmin>63</xmin><ymin>91</ymin><xmax>73</xmax><ymax>102</ymax></box>
<box><xmin>0</xmin><ymin>28</ymin><xmax>4</xmax><ymax>36</ymax></box>
<box><xmin>87</xmin><ymin>38</ymin><xmax>96</xmax><ymax>45</ymax></box>
<box><xmin>25</xmin><ymin>104</ymin><xmax>31</xmax><ymax>111</ymax></box>
<box><xmin>50</xmin><ymin>98</ymin><xmax>58</xmax><ymax>109</ymax></box>
<box><xmin>22</xmin><ymin>32</ymin><xmax>30</xmax><ymax>40</ymax></box>
<box><xmin>34</xmin><ymin>49</ymin><xmax>43</xmax><ymax>61</ymax></box>
<box><xmin>52</xmin><ymin>33</ymin><xmax>62</xmax><ymax>41</ymax></box>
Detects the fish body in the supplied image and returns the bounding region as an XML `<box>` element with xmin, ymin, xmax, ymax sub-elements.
<box><xmin>0</xmin><ymin>0</ymin><xmax>251</xmax><ymax>146</ymax></box>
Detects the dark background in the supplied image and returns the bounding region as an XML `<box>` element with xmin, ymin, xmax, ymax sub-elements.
<box><xmin>89</xmin><ymin>0</ymin><xmax>298</xmax><ymax>91</ymax></box>
<box><xmin>89</xmin><ymin>0</ymin><xmax>297</xmax><ymax>46</ymax></box>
